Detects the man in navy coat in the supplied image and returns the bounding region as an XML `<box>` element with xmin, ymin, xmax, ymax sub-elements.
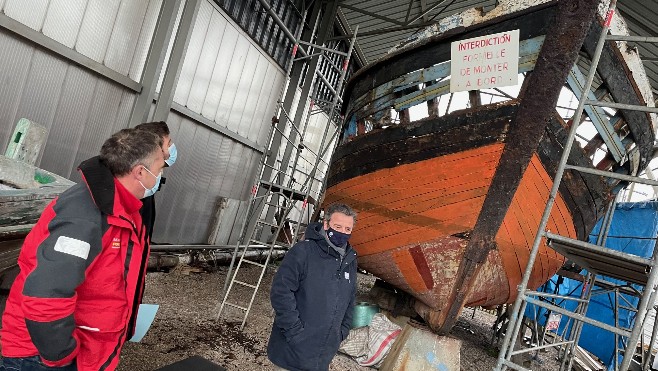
<box><xmin>268</xmin><ymin>203</ymin><xmax>358</xmax><ymax>371</ymax></box>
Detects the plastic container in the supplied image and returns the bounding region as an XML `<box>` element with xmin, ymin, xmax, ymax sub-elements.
<box><xmin>352</xmin><ymin>302</ymin><xmax>380</xmax><ymax>328</ymax></box>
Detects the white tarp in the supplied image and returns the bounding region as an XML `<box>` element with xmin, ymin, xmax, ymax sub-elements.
<box><xmin>339</xmin><ymin>313</ymin><xmax>402</xmax><ymax>368</ymax></box>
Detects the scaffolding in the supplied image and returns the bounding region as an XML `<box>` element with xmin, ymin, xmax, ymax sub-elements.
<box><xmin>216</xmin><ymin>1</ymin><xmax>358</xmax><ymax>330</ymax></box>
<box><xmin>495</xmin><ymin>1</ymin><xmax>658</xmax><ymax>370</ymax></box>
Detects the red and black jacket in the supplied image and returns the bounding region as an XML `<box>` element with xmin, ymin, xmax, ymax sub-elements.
<box><xmin>1</xmin><ymin>157</ymin><xmax>150</xmax><ymax>371</ymax></box>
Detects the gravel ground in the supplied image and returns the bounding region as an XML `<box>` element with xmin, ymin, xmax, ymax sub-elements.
<box><xmin>0</xmin><ymin>258</ymin><xmax>563</xmax><ymax>371</ymax></box>
<box><xmin>117</xmin><ymin>260</ymin><xmax>564</xmax><ymax>371</ymax></box>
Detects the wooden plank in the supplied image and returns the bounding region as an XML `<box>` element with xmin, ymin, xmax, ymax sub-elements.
<box><xmin>343</xmin><ymin>4</ymin><xmax>557</xmax><ymax>106</ymax></box>
<box><xmin>566</xmin><ymin>65</ymin><xmax>625</xmax><ymax>162</ymax></box>
<box><xmin>347</xmin><ymin>36</ymin><xmax>545</xmax><ymax>119</ymax></box>
<box><xmin>328</xmin><ymin>143</ymin><xmax>503</xmax><ymax>195</ymax></box>
<box><xmin>328</xmin><ymin>103</ymin><xmax>516</xmax><ymax>187</ymax></box>
<box><xmin>582</xmin><ymin>17</ymin><xmax>655</xmax><ymax>171</ymax></box>
<box><xmin>538</xmin><ymin>115</ymin><xmax>609</xmax><ymax>240</ymax></box>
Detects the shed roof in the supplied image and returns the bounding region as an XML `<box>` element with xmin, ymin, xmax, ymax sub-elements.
<box><xmin>335</xmin><ymin>0</ymin><xmax>658</xmax><ymax>97</ymax></box>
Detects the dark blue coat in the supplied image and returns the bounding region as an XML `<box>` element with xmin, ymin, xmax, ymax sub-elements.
<box><xmin>268</xmin><ymin>223</ymin><xmax>358</xmax><ymax>371</ymax></box>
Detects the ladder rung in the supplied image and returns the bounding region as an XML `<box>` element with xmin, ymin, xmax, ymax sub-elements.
<box><xmin>298</xmin><ymin>40</ymin><xmax>349</xmax><ymax>56</ymax></box>
<box><xmin>585</xmin><ymin>99</ymin><xmax>658</xmax><ymax>114</ymax></box>
<box><xmin>259</xmin><ymin>180</ymin><xmax>307</xmax><ymax>202</ymax></box>
<box><xmin>234</xmin><ymin>280</ymin><xmax>257</xmax><ymax>289</ymax></box>
<box><xmin>256</xmin><ymin>220</ymin><xmax>279</xmax><ymax>228</ymax></box>
<box><xmin>242</xmin><ymin>259</ymin><xmax>266</xmax><ymax>268</ymax></box>
<box><xmin>619</xmin><ymin>305</ymin><xmax>638</xmax><ymax>312</ymax></box>
<box><xmin>564</xmin><ymin>165</ymin><xmax>658</xmax><ymax>186</ymax></box>
<box><xmin>524</xmin><ymin>296</ymin><xmax>632</xmax><ymax>337</ymax></box>
<box><xmin>501</xmin><ymin>359</ymin><xmax>532</xmax><ymax>371</ymax></box>
<box><xmin>225</xmin><ymin>302</ymin><xmax>247</xmax><ymax>311</ymax></box>
<box><xmin>250</xmin><ymin>239</ymin><xmax>291</xmax><ymax>249</ymax></box>
<box><xmin>250</xmin><ymin>239</ymin><xmax>271</xmax><ymax>246</ymax></box>
<box><xmin>265</xmin><ymin>202</ymin><xmax>287</xmax><ymax>209</ymax></box>
<box><xmin>605</xmin><ymin>35</ymin><xmax>658</xmax><ymax>43</ymax></box>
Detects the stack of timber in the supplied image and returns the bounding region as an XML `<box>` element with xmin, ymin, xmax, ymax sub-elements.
<box><xmin>573</xmin><ymin>345</ymin><xmax>605</xmax><ymax>371</ymax></box>
<box><xmin>324</xmin><ymin>0</ymin><xmax>657</xmax><ymax>334</ymax></box>
<box><xmin>0</xmin><ymin>155</ymin><xmax>74</xmax><ymax>274</ymax></box>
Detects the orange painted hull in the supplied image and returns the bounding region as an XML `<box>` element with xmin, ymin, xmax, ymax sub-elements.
<box><xmin>325</xmin><ymin>143</ymin><xmax>576</xmax><ymax>313</ymax></box>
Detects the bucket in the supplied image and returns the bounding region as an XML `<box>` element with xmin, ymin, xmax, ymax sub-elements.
<box><xmin>352</xmin><ymin>302</ymin><xmax>380</xmax><ymax>328</ymax></box>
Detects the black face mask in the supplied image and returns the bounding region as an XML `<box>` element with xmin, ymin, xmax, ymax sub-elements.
<box><xmin>327</xmin><ymin>227</ymin><xmax>351</xmax><ymax>246</ymax></box>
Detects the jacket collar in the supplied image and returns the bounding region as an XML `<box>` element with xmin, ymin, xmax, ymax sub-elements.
<box><xmin>77</xmin><ymin>156</ymin><xmax>142</xmax><ymax>218</ymax></box>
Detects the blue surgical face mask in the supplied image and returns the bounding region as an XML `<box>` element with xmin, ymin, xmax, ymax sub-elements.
<box><xmin>327</xmin><ymin>227</ymin><xmax>351</xmax><ymax>247</ymax></box>
<box><xmin>165</xmin><ymin>143</ymin><xmax>177</xmax><ymax>167</ymax></box>
<box><xmin>139</xmin><ymin>166</ymin><xmax>162</xmax><ymax>198</ymax></box>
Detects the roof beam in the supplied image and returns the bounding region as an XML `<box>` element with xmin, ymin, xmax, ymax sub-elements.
<box><xmin>336</xmin><ymin>7</ymin><xmax>369</xmax><ymax>66</ymax></box>
<box><xmin>404</xmin><ymin>0</ymin><xmax>414</xmax><ymax>24</ymax></box>
<box><xmin>419</xmin><ymin>0</ymin><xmax>429</xmax><ymax>23</ymax></box>
<box><xmin>408</xmin><ymin>0</ymin><xmax>454</xmax><ymax>25</ymax></box>
<box><xmin>327</xmin><ymin>20</ymin><xmax>439</xmax><ymax>40</ymax></box>
<box><xmin>339</xmin><ymin>3</ymin><xmax>405</xmax><ymax>26</ymax></box>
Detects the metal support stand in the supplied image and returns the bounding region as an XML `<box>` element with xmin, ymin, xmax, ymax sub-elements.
<box><xmin>216</xmin><ymin>1</ymin><xmax>358</xmax><ymax>329</ymax></box>
<box><xmin>495</xmin><ymin>1</ymin><xmax>658</xmax><ymax>370</ymax></box>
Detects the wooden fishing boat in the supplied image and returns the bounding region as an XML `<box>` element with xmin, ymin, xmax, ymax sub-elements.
<box><xmin>323</xmin><ymin>0</ymin><xmax>657</xmax><ymax>334</ymax></box>
<box><xmin>0</xmin><ymin>155</ymin><xmax>74</xmax><ymax>275</ymax></box>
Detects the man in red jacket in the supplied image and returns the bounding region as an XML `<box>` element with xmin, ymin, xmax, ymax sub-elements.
<box><xmin>1</xmin><ymin>128</ymin><xmax>165</xmax><ymax>371</ymax></box>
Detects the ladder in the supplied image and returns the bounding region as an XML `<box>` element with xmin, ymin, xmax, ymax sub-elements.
<box><xmin>495</xmin><ymin>1</ymin><xmax>658</xmax><ymax>370</ymax></box>
<box><xmin>216</xmin><ymin>8</ymin><xmax>358</xmax><ymax>330</ymax></box>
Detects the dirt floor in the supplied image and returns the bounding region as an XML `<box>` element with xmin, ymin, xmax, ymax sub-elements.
<box><xmin>116</xmin><ymin>258</ymin><xmax>565</xmax><ymax>371</ymax></box>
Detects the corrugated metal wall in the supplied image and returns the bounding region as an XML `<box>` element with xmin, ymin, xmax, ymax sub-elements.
<box><xmin>214</xmin><ymin>0</ymin><xmax>303</xmax><ymax>69</ymax></box>
<box><xmin>0</xmin><ymin>0</ymin><xmax>160</xmax><ymax>180</ymax></box>
<box><xmin>153</xmin><ymin>112</ymin><xmax>261</xmax><ymax>243</ymax></box>
<box><xmin>0</xmin><ymin>0</ymin><xmax>332</xmax><ymax>244</ymax></box>
<box><xmin>150</xmin><ymin>0</ymin><xmax>289</xmax><ymax>243</ymax></box>
<box><xmin>0</xmin><ymin>0</ymin><xmax>336</xmax><ymax>244</ymax></box>
<box><xmin>166</xmin><ymin>1</ymin><xmax>285</xmax><ymax>144</ymax></box>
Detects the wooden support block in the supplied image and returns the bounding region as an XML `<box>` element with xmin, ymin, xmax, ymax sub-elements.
<box><xmin>380</xmin><ymin>321</ymin><xmax>460</xmax><ymax>371</ymax></box>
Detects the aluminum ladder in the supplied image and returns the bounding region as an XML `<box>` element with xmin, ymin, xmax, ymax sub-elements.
<box><xmin>217</xmin><ymin>13</ymin><xmax>358</xmax><ymax>330</ymax></box>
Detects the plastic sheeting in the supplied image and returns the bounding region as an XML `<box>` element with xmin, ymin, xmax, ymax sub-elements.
<box><xmin>525</xmin><ymin>201</ymin><xmax>658</xmax><ymax>369</ymax></box>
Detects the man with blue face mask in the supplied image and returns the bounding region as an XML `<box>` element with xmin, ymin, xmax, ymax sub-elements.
<box><xmin>268</xmin><ymin>203</ymin><xmax>358</xmax><ymax>371</ymax></box>
<box><xmin>134</xmin><ymin>121</ymin><xmax>177</xmax><ymax>241</ymax></box>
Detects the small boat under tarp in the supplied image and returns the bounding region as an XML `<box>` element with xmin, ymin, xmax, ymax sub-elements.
<box><xmin>323</xmin><ymin>0</ymin><xmax>657</xmax><ymax>334</ymax></box>
<box><xmin>0</xmin><ymin>155</ymin><xmax>74</xmax><ymax>275</ymax></box>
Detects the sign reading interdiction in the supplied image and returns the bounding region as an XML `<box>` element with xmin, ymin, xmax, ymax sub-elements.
<box><xmin>450</xmin><ymin>29</ymin><xmax>520</xmax><ymax>92</ymax></box>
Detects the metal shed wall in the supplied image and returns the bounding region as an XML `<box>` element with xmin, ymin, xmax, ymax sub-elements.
<box><xmin>149</xmin><ymin>0</ymin><xmax>291</xmax><ymax>243</ymax></box>
<box><xmin>152</xmin><ymin>111</ymin><xmax>261</xmax><ymax>244</ymax></box>
<box><xmin>0</xmin><ymin>0</ymin><xmax>300</xmax><ymax>244</ymax></box>
<box><xmin>1</xmin><ymin>0</ymin><xmax>162</xmax><ymax>82</ymax></box>
<box><xmin>166</xmin><ymin>0</ymin><xmax>286</xmax><ymax>147</ymax></box>
<box><xmin>0</xmin><ymin>0</ymin><xmax>162</xmax><ymax>180</ymax></box>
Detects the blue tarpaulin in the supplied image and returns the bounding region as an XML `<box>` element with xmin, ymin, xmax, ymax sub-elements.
<box><xmin>525</xmin><ymin>201</ymin><xmax>658</xmax><ymax>369</ymax></box>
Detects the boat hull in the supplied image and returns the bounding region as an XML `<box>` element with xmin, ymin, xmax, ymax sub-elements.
<box><xmin>326</xmin><ymin>144</ymin><xmax>573</xmax><ymax>308</ymax></box>
<box><xmin>0</xmin><ymin>155</ymin><xmax>74</xmax><ymax>276</ymax></box>
<box><xmin>323</xmin><ymin>0</ymin><xmax>654</xmax><ymax>331</ymax></box>
<box><xmin>325</xmin><ymin>102</ymin><xmax>609</xmax><ymax>328</ymax></box>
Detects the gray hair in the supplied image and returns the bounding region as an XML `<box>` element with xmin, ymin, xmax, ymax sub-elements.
<box><xmin>100</xmin><ymin>129</ymin><xmax>162</xmax><ymax>176</ymax></box>
<box><xmin>135</xmin><ymin>121</ymin><xmax>170</xmax><ymax>140</ymax></box>
<box><xmin>326</xmin><ymin>203</ymin><xmax>357</xmax><ymax>223</ymax></box>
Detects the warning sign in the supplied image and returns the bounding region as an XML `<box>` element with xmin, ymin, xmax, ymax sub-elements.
<box><xmin>450</xmin><ymin>30</ymin><xmax>520</xmax><ymax>92</ymax></box>
<box><xmin>546</xmin><ymin>313</ymin><xmax>562</xmax><ymax>331</ymax></box>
